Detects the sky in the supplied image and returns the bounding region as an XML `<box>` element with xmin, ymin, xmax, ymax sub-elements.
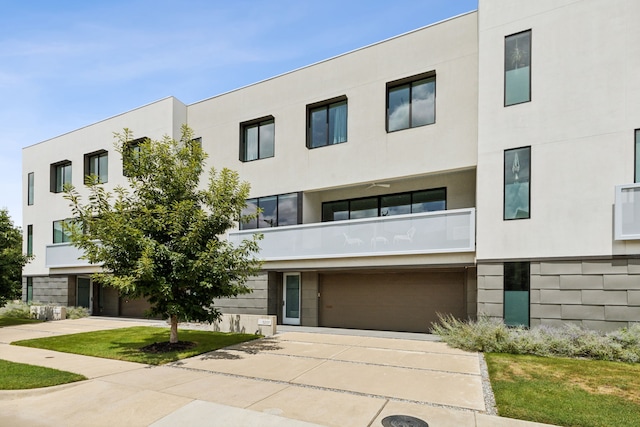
<box><xmin>0</xmin><ymin>0</ymin><xmax>477</xmax><ymax>227</ymax></box>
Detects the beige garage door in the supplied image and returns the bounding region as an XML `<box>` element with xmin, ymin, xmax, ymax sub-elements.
<box><xmin>319</xmin><ymin>271</ymin><xmax>465</xmax><ymax>333</ymax></box>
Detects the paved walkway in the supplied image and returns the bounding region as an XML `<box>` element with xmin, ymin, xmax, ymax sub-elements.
<box><xmin>0</xmin><ymin>318</ymin><xmax>558</xmax><ymax>427</ymax></box>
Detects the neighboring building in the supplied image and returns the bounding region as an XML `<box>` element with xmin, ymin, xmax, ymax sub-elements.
<box><xmin>22</xmin><ymin>0</ymin><xmax>640</xmax><ymax>332</ymax></box>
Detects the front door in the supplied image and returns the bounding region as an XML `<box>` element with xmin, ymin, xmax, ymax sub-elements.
<box><xmin>283</xmin><ymin>273</ymin><xmax>301</xmax><ymax>325</ymax></box>
<box><xmin>77</xmin><ymin>277</ymin><xmax>92</xmax><ymax>314</ymax></box>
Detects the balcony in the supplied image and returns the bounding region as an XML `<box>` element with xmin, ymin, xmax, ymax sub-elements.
<box><xmin>228</xmin><ymin>208</ymin><xmax>475</xmax><ymax>261</ymax></box>
<box><xmin>614</xmin><ymin>183</ymin><xmax>640</xmax><ymax>240</ymax></box>
<box><xmin>45</xmin><ymin>243</ymin><xmax>92</xmax><ymax>268</ymax></box>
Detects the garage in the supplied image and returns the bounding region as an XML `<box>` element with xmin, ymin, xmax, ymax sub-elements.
<box><xmin>319</xmin><ymin>270</ymin><xmax>466</xmax><ymax>333</ymax></box>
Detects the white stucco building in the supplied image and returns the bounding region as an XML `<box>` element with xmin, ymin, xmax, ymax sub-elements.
<box><xmin>22</xmin><ymin>0</ymin><xmax>640</xmax><ymax>331</ymax></box>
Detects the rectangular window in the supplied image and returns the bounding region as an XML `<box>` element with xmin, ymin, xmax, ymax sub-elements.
<box><xmin>53</xmin><ymin>220</ymin><xmax>73</xmax><ymax>243</ymax></box>
<box><xmin>27</xmin><ymin>172</ymin><xmax>34</xmax><ymax>205</ymax></box>
<box><xmin>635</xmin><ymin>129</ymin><xmax>640</xmax><ymax>183</ymax></box>
<box><xmin>240</xmin><ymin>192</ymin><xmax>301</xmax><ymax>230</ymax></box>
<box><xmin>387</xmin><ymin>73</ymin><xmax>436</xmax><ymax>132</ymax></box>
<box><xmin>123</xmin><ymin>137</ymin><xmax>145</xmax><ymax>177</ymax></box>
<box><xmin>307</xmin><ymin>98</ymin><xmax>348</xmax><ymax>148</ymax></box>
<box><xmin>504</xmin><ymin>146</ymin><xmax>531</xmax><ymax>220</ymax></box>
<box><xmin>504</xmin><ymin>262</ymin><xmax>530</xmax><ymax>327</ymax></box>
<box><xmin>26</xmin><ymin>225</ymin><xmax>33</xmax><ymax>256</ymax></box>
<box><xmin>26</xmin><ymin>277</ymin><xmax>33</xmax><ymax>303</ymax></box>
<box><xmin>505</xmin><ymin>30</ymin><xmax>531</xmax><ymax>106</ymax></box>
<box><xmin>240</xmin><ymin>117</ymin><xmax>275</xmax><ymax>161</ymax></box>
<box><xmin>322</xmin><ymin>200</ymin><xmax>349</xmax><ymax>222</ymax></box>
<box><xmin>50</xmin><ymin>161</ymin><xmax>72</xmax><ymax>193</ymax></box>
<box><xmin>322</xmin><ymin>188</ymin><xmax>446</xmax><ymax>221</ymax></box>
<box><xmin>84</xmin><ymin>150</ymin><xmax>108</xmax><ymax>184</ymax></box>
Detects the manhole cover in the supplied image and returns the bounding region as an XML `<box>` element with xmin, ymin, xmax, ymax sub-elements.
<box><xmin>381</xmin><ymin>415</ymin><xmax>429</xmax><ymax>427</ymax></box>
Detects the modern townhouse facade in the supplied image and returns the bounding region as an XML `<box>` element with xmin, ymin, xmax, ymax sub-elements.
<box><xmin>22</xmin><ymin>0</ymin><xmax>640</xmax><ymax>332</ymax></box>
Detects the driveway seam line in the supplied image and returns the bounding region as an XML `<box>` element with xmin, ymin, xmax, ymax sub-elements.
<box><xmin>229</xmin><ymin>350</ymin><xmax>481</xmax><ymax>377</ymax></box>
<box><xmin>165</xmin><ymin>364</ymin><xmax>486</xmax><ymax>414</ymax></box>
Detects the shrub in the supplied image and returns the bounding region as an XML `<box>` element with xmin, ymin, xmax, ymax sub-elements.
<box><xmin>0</xmin><ymin>301</ymin><xmax>32</xmax><ymax>319</ymax></box>
<box><xmin>431</xmin><ymin>314</ymin><xmax>640</xmax><ymax>363</ymax></box>
<box><xmin>66</xmin><ymin>306</ymin><xmax>90</xmax><ymax>319</ymax></box>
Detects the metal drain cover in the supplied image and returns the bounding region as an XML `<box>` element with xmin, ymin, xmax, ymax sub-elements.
<box><xmin>381</xmin><ymin>415</ymin><xmax>429</xmax><ymax>427</ymax></box>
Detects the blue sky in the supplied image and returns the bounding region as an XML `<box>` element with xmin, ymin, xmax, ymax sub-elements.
<box><xmin>0</xmin><ymin>0</ymin><xmax>477</xmax><ymax>227</ymax></box>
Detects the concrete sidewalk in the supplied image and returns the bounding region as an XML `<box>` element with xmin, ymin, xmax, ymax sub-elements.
<box><xmin>0</xmin><ymin>318</ymin><xmax>558</xmax><ymax>427</ymax></box>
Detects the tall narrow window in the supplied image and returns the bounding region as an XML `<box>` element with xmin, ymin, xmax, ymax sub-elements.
<box><xmin>50</xmin><ymin>161</ymin><xmax>72</xmax><ymax>193</ymax></box>
<box><xmin>504</xmin><ymin>147</ymin><xmax>531</xmax><ymax>220</ymax></box>
<box><xmin>27</xmin><ymin>172</ymin><xmax>34</xmax><ymax>205</ymax></box>
<box><xmin>635</xmin><ymin>129</ymin><xmax>640</xmax><ymax>183</ymax></box>
<box><xmin>26</xmin><ymin>224</ymin><xmax>33</xmax><ymax>256</ymax></box>
<box><xmin>387</xmin><ymin>73</ymin><xmax>436</xmax><ymax>132</ymax></box>
<box><xmin>84</xmin><ymin>150</ymin><xmax>108</xmax><ymax>183</ymax></box>
<box><xmin>240</xmin><ymin>117</ymin><xmax>274</xmax><ymax>161</ymax></box>
<box><xmin>26</xmin><ymin>277</ymin><xmax>33</xmax><ymax>303</ymax></box>
<box><xmin>308</xmin><ymin>98</ymin><xmax>348</xmax><ymax>148</ymax></box>
<box><xmin>504</xmin><ymin>262</ymin><xmax>530</xmax><ymax>327</ymax></box>
<box><xmin>505</xmin><ymin>30</ymin><xmax>531</xmax><ymax>106</ymax></box>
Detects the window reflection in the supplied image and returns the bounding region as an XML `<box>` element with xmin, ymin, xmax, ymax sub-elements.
<box><xmin>240</xmin><ymin>193</ymin><xmax>299</xmax><ymax>230</ymax></box>
<box><xmin>387</xmin><ymin>76</ymin><xmax>435</xmax><ymax>132</ymax></box>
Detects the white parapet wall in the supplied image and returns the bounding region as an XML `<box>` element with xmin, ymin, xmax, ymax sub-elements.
<box><xmin>30</xmin><ymin>305</ymin><xmax>66</xmax><ymax>321</ymax></box>
<box><xmin>211</xmin><ymin>314</ymin><xmax>277</xmax><ymax>336</ymax></box>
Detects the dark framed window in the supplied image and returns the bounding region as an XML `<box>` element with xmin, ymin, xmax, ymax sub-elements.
<box><xmin>322</xmin><ymin>188</ymin><xmax>446</xmax><ymax>222</ymax></box>
<box><xmin>504</xmin><ymin>146</ymin><xmax>531</xmax><ymax>220</ymax></box>
<box><xmin>635</xmin><ymin>129</ymin><xmax>640</xmax><ymax>183</ymax></box>
<box><xmin>26</xmin><ymin>277</ymin><xmax>33</xmax><ymax>303</ymax></box>
<box><xmin>123</xmin><ymin>137</ymin><xmax>146</xmax><ymax>177</ymax></box>
<box><xmin>387</xmin><ymin>72</ymin><xmax>436</xmax><ymax>132</ymax></box>
<box><xmin>307</xmin><ymin>97</ymin><xmax>348</xmax><ymax>148</ymax></box>
<box><xmin>240</xmin><ymin>192</ymin><xmax>301</xmax><ymax>230</ymax></box>
<box><xmin>27</xmin><ymin>172</ymin><xmax>34</xmax><ymax>205</ymax></box>
<box><xmin>240</xmin><ymin>117</ymin><xmax>275</xmax><ymax>162</ymax></box>
<box><xmin>50</xmin><ymin>161</ymin><xmax>72</xmax><ymax>193</ymax></box>
<box><xmin>84</xmin><ymin>150</ymin><xmax>108</xmax><ymax>184</ymax></box>
<box><xmin>26</xmin><ymin>224</ymin><xmax>33</xmax><ymax>256</ymax></box>
<box><xmin>504</xmin><ymin>262</ymin><xmax>530</xmax><ymax>327</ymax></box>
<box><xmin>190</xmin><ymin>137</ymin><xmax>202</xmax><ymax>150</ymax></box>
<box><xmin>505</xmin><ymin>30</ymin><xmax>531</xmax><ymax>106</ymax></box>
<box><xmin>53</xmin><ymin>219</ymin><xmax>73</xmax><ymax>243</ymax></box>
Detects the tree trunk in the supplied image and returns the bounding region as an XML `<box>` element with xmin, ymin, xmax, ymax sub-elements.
<box><xmin>170</xmin><ymin>314</ymin><xmax>178</xmax><ymax>344</ymax></box>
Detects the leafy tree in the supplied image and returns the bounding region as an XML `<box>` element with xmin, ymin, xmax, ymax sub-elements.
<box><xmin>0</xmin><ymin>209</ymin><xmax>30</xmax><ymax>306</ymax></box>
<box><xmin>64</xmin><ymin>125</ymin><xmax>262</xmax><ymax>344</ymax></box>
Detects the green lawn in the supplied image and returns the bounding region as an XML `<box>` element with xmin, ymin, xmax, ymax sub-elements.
<box><xmin>12</xmin><ymin>326</ymin><xmax>260</xmax><ymax>365</ymax></box>
<box><xmin>0</xmin><ymin>317</ymin><xmax>41</xmax><ymax>327</ymax></box>
<box><xmin>486</xmin><ymin>353</ymin><xmax>640</xmax><ymax>427</ymax></box>
<box><xmin>0</xmin><ymin>359</ymin><xmax>86</xmax><ymax>390</ymax></box>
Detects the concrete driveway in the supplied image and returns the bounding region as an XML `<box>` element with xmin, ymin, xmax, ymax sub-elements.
<box><xmin>0</xmin><ymin>318</ymin><xmax>556</xmax><ymax>427</ymax></box>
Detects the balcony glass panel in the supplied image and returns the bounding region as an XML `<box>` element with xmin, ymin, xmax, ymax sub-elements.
<box><xmin>615</xmin><ymin>184</ymin><xmax>640</xmax><ymax>240</ymax></box>
<box><xmin>46</xmin><ymin>243</ymin><xmax>93</xmax><ymax>268</ymax></box>
<box><xmin>229</xmin><ymin>208</ymin><xmax>475</xmax><ymax>261</ymax></box>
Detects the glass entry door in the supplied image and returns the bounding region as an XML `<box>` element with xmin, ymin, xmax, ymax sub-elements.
<box><xmin>283</xmin><ymin>273</ymin><xmax>301</xmax><ymax>325</ymax></box>
<box><xmin>77</xmin><ymin>277</ymin><xmax>92</xmax><ymax>313</ymax></box>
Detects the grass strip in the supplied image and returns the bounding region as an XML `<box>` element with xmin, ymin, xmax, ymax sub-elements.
<box><xmin>0</xmin><ymin>359</ymin><xmax>86</xmax><ymax>390</ymax></box>
<box><xmin>486</xmin><ymin>353</ymin><xmax>640</xmax><ymax>427</ymax></box>
<box><xmin>12</xmin><ymin>326</ymin><xmax>260</xmax><ymax>365</ymax></box>
<box><xmin>0</xmin><ymin>317</ymin><xmax>42</xmax><ymax>327</ymax></box>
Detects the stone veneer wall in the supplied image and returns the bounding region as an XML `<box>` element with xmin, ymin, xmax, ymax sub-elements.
<box><xmin>213</xmin><ymin>273</ymin><xmax>269</xmax><ymax>315</ymax></box>
<box><xmin>22</xmin><ymin>276</ymin><xmax>69</xmax><ymax>305</ymax></box>
<box><xmin>477</xmin><ymin>259</ymin><xmax>640</xmax><ymax>332</ymax></box>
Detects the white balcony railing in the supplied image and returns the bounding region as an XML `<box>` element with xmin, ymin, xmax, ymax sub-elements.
<box><xmin>615</xmin><ymin>183</ymin><xmax>640</xmax><ymax>240</ymax></box>
<box><xmin>228</xmin><ymin>208</ymin><xmax>476</xmax><ymax>261</ymax></box>
<box><xmin>45</xmin><ymin>242</ymin><xmax>92</xmax><ymax>268</ymax></box>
